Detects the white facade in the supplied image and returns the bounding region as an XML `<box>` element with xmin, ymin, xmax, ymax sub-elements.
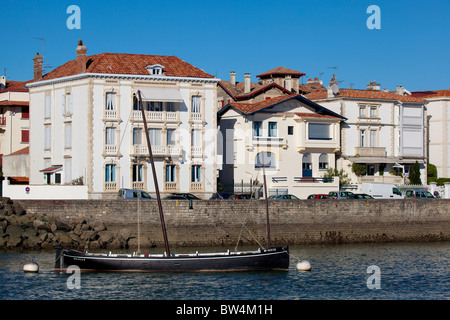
<box><xmin>218</xmin><ymin>95</ymin><xmax>342</xmax><ymax>199</ymax></box>
<box><xmin>26</xmin><ymin>73</ymin><xmax>219</xmax><ymax>199</ymax></box>
<box><xmin>308</xmin><ymin>88</ymin><xmax>427</xmax><ymax>185</ymax></box>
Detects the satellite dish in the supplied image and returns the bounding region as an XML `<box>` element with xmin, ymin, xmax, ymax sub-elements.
<box><xmin>331</xmin><ymin>83</ymin><xmax>339</xmax><ymax>95</ymax></box>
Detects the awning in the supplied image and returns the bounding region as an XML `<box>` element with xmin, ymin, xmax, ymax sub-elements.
<box><xmin>134</xmin><ymin>87</ymin><xmax>183</xmax><ymax>102</ymax></box>
<box><xmin>348</xmin><ymin>157</ymin><xmax>424</xmax><ymax>164</ymax></box>
<box><xmin>39</xmin><ymin>165</ymin><xmax>62</xmax><ymax>173</ymax></box>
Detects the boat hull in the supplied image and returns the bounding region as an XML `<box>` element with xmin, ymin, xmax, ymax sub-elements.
<box><xmin>54</xmin><ymin>247</ymin><xmax>290</xmax><ymax>272</ymax></box>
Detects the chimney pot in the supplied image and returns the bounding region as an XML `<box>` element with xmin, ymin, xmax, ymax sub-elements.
<box><xmin>33</xmin><ymin>52</ymin><xmax>43</xmax><ymax>81</ymax></box>
<box><xmin>230</xmin><ymin>71</ymin><xmax>236</xmax><ymax>87</ymax></box>
<box><xmin>76</xmin><ymin>39</ymin><xmax>88</xmax><ymax>74</ymax></box>
<box><xmin>285</xmin><ymin>75</ymin><xmax>292</xmax><ymax>91</ymax></box>
<box><xmin>244</xmin><ymin>73</ymin><xmax>251</xmax><ymax>94</ymax></box>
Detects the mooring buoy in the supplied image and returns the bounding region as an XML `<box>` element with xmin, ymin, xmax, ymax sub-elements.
<box><xmin>296</xmin><ymin>260</ymin><xmax>311</xmax><ymax>271</ymax></box>
<box><xmin>23</xmin><ymin>261</ymin><xmax>39</xmax><ymax>273</ymax></box>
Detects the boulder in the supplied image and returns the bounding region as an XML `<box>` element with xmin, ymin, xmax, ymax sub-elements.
<box><xmin>93</xmin><ymin>221</ymin><xmax>107</xmax><ymax>232</ymax></box>
<box><xmin>97</xmin><ymin>230</ymin><xmax>114</xmax><ymax>247</ymax></box>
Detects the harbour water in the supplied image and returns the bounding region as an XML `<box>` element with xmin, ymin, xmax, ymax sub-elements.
<box><xmin>0</xmin><ymin>242</ymin><xmax>448</xmax><ymax>300</ymax></box>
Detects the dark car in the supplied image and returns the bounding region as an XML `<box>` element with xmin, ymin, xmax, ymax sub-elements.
<box><xmin>350</xmin><ymin>193</ymin><xmax>374</xmax><ymax>199</ymax></box>
<box><xmin>209</xmin><ymin>192</ymin><xmax>235</xmax><ymax>200</ymax></box>
<box><xmin>307</xmin><ymin>194</ymin><xmax>332</xmax><ymax>199</ymax></box>
<box><xmin>163</xmin><ymin>193</ymin><xmax>201</xmax><ymax>200</ymax></box>
<box><xmin>229</xmin><ymin>194</ymin><xmax>254</xmax><ymax>200</ymax></box>
<box><xmin>269</xmin><ymin>194</ymin><xmax>300</xmax><ymax>200</ymax></box>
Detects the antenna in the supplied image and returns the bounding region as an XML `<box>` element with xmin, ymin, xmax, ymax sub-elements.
<box><xmin>33</xmin><ymin>37</ymin><xmax>53</xmax><ymax>74</ymax></box>
<box><xmin>327</xmin><ymin>66</ymin><xmax>344</xmax><ymax>84</ymax></box>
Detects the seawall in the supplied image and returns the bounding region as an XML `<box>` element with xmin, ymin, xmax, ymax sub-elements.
<box><xmin>1</xmin><ymin>197</ymin><xmax>449</xmax><ymax>250</ymax></box>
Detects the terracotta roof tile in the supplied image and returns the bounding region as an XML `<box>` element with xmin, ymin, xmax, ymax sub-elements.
<box><xmin>0</xmin><ymin>80</ymin><xmax>31</xmax><ymax>93</ymax></box>
<box><xmin>219</xmin><ymin>80</ymin><xmax>293</xmax><ymax>100</ymax></box>
<box><xmin>411</xmin><ymin>89</ymin><xmax>450</xmax><ymax>98</ymax></box>
<box><xmin>39</xmin><ymin>53</ymin><xmax>214</xmax><ymax>81</ymax></box>
<box><xmin>305</xmin><ymin>89</ymin><xmax>425</xmax><ymax>103</ymax></box>
<box><xmin>256</xmin><ymin>67</ymin><xmax>305</xmax><ymax>78</ymax></box>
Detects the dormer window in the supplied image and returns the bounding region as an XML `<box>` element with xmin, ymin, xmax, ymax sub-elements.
<box><xmin>146</xmin><ymin>64</ymin><xmax>164</xmax><ymax>76</ymax></box>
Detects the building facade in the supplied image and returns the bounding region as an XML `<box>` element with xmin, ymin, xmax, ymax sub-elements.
<box><xmin>306</xmin><ymin>82</ymin><xmax>427</xmax><ymax>185</ymax></box>
<box><xmin>22</xmin><ymin>40</ymin><xmax>219</xmax><ymax>199</ymax></box>
<box><xmin>218</xmin><ymin>95</ymin><xmax>344</xmax><ymax>199</ymax></box>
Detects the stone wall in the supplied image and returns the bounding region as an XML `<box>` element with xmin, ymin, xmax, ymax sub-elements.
<box><xmin>1</xmin><ymin>197</ymin><xmax>449</xmax><ymax>251</ymax></box>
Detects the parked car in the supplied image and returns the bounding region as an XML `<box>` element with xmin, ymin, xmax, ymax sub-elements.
<box><xmin>404</xmin><ymin>190</ymin><xmax>436</xmax><ymax>199</ymax></box>
<box><xmin>209</xmin><ymin>192</ymin><xmax>235</xmax><ymax>200</ymax></box>
<box><xmin>163</xmin><ymin>193</ymin><xmax>201</xmax><ymax>200</ymax></box>
<box><xmin>350</xmin><ymin>193</ymin><xmax>374</xmax><ymax>199</ymax></box>
<box><xmin>269</xmin><ymin>194</ymin><xmax>300</xmax><ymax>200</ymax></box>
<box><xmin>307</xmin><ymin>194</ymin><xmax>332</xmax><ymax>200</ymax></box>
<box><xmin>118</xmin><ymin>188</ymin><xmax>154</xmax><ymax>200</ymax></box>
<box><xmin>229</xmin><ymin>194</ymin><xmax>254</xmax><ymax>200</ymax></box>
<box><xmin>328</xmin><ymin>191</ymin><xmax>355</xmax><ymax>199</ymax></box>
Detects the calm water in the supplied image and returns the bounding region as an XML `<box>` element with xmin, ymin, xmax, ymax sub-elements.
<box><xmin>0</xmin><ymin>242</ymin><xmax>448</xmax><ymax>300</ymax></box>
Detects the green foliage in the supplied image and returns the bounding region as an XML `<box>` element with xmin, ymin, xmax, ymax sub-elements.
<box><xmin>408</xmin><ymin>161</ymin><xmax>422</xmax><ymax>185</ymax></box>
<box><xmin>323</xmin><ymin>168</ymin><xmax>352</xmax><ymax>186</ymax></box>
<box><xmin>351</xmin><ymin>163</ymin><xmax>366</xmax><ymax>176</ymax></box>
<box><xmin>427</xmin><ymin>163</ymin><xmax>438</xmax><ymax>183</ymax></box>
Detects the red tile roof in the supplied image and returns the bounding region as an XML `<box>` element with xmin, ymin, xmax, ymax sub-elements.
<box><xmin>294</xmin><ymin>113</ymin><xmax>341</xmax><ymax>119</ymax></box>
<box><xmin>256</xmin><ymin>67</ymin><xmax>305</xmax><ymax>78</ymax></box>
<box><xmin>0</xmin><ymin>80</ymin><xmax>30</xmax><ymax>93</ymax></box>
<box><xmin>219</xmin><ymin>80</ymin><xmax>293</xmax><ymax>100</ymax></box>
<box><xmin>305</xmin><ymin>89</ymin><xmax>425</xmax><ymax>103</ymax></box>
<box><xmin>38</xmin><ymin>53</ymin><xmax>214</xmax><ymax>81</ymax></box>
<box><xmin>411</xmin><ymin>89</ymin><xmax>450</xmax><ymax>98</ymax></box>
<box><xmin>8</xmin><ymin>146</ymin><xmax>29</xmax><ymax>155</ymax></box>
<box><xmin>0</xmin><ymin>101</ymin><xmax>29</xmax><ymax>106</ymax></box>
<box><xmin>224</xmin><ymin>95</ymin><xmax>297</xmax><ymax>114</ymax></box>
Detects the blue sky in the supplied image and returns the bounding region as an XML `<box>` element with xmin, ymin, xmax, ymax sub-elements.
<box><xmin>1</xmin><ymin>0</ymin><xmax>449</xmax><ymax>91</ymax></box>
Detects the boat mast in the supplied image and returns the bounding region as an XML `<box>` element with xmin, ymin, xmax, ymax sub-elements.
<box><xmin>261</xmin><ymin>153</ymin><xmax>271</xmax><ymax>249</ymax></box>
<box><xmin>137</xmin><ymin>90</ymin><xmax>171</xmax><ymax>256</ymax></box>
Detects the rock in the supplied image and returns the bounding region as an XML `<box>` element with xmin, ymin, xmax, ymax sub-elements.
<box><xmin>41</xmin><ymin>241</ymin><xmax>54</xmax><ymax>250</ymax></box>
<box><xmin>93</xmin><ymin>221</ymin><xmax>107</xmax><ymax>232</ymax></box>
<box><xmin>22</xmin><ymin>226</ymin><xmax>37</xmax><ymax>239</ymax></box>
<box><xmin>33</xmin><ymin>220</ymin><xmax>46</xmax><ymax>230</ymax></box>
<box><xmin>23</xmin><ymin>235</ymin><xmax>42</xmax><ymax>249</ymax></box>
<box><xmin>52</xmin><ymin>231</ymin><xmax>72</xmax><ymax>246</ymax></box>
<box><xmin>118</xmin><ymin>228</ymin><xmax>131</xmax><ymax>242</ymax></box>
<box><xmin>50</xmin><ymin>222</ymin><xmax>57</xmax><ymax>233</ymax></box>
<box><xmin>97</xmin><ymin>230</ymin><xmax>114</xmax><ymax>247</ymax></box>
<box><xmin>55</xmin><ymin>221</ymin><xmax>72</xmax><ymax>232</ymax></box>
<box><xmin>7</xmin><ymin>235</ymin><xmax>22</xmax><ymax>248</ymax></box>
<box><xmin>5</xmin><ymin>225</ymin><xmax>23</xmax><ymax>238</ymax></box>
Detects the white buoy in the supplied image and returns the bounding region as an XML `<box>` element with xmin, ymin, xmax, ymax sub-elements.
<box><xmin>296</xmin><ymin>260</ymin><xmax>311</xmax><ymax>271</ymax></box>
<box><xmin>23</xmin><ymin>261</ymin><xmax>39</xmax><ymax>273</ymax></box>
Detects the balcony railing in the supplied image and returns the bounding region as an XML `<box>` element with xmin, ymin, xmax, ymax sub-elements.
<box><xmin>355</xmin><ymin>147</ymin><xmax>386</xmax><ymax>157</ymax></box>
<box><xmin>164</xmin><ymin>182</ymin><xmax>178</xmax><ymax>191</ymax></box>
<box><xmin>104</xmin><ymin>182</ymin><xmax>118</xmax><ymax>191</ymax></box>
<box><xmin>190</xmin><ymin>182</ymin><xmax>203</xmax><ymax>191</ymax></box>
<box><xmin>104</xmin><ymin>145</ymin><xmax>117</xmax><ymax>154</ymax></box>
<box><xmin>190</xmin><ymin>146</ymin><xmax>202</xmax><ymax>157</ymax></box>
<box><xmin>132</xmin><ymin>144</ymin><xmax>182</xmax><ymax>157</ymax></box>
<box><xmin>131</xmin><ymin>111</ymin><xmax>178</xmax><ymax>122</ymax></box>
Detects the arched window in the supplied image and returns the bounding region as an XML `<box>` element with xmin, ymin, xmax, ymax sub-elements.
<box><xmin>255</xmin><ymin>152</ymin><xmax>275</xmax><ymax>169</ymax></box>
<box><xmin>319</xmin><ymin>153</ymin><xmax>329</xmax><ymax>170</ymax></box>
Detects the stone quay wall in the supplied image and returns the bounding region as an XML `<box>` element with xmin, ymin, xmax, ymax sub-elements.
<box><xmin>1</xmin><ymin>197</ymin><xmax>449</xmax><ymax>251</ymax></box>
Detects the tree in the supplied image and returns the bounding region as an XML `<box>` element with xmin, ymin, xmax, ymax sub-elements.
<box><xmin>352</xmin><ymin>163</ymin><xmax>366</xmax><ymax>176</ymax></box>
<box><xmin>408</xmin><ymin>161</ymin><xmax>422</xmax><ymax>185</ymax></box>
<box><xmin>427</xmin><ymin>163</ymin><xmax>438</xmax><ymax>183</ymax></box>
<box><xmin>323</xmin><ymin>168</ymin><xmax>352</xmax><ymax>186</ymax></box>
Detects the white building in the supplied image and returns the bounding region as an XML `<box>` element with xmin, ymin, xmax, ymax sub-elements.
<box><xmin>218</xmin><ymin>94</ymin><xmax>345</xmax><ymax>199</ymax></box>
<box><xmin>306</xmin><ymin>81</ymin><xmax>427</xmax><ymax>185</ymax></box>
<box><xmin>9</xmin><ymin>40</ymin><xmax>220</xmax><ymax>200</ymax></box>
<box><xmin>412</xmin><ymin>89</ymin><xmax>450</xmax><ymax>178</ymax></box>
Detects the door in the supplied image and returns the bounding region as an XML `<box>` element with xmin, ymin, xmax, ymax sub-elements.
<box><xmin>302</xmin><ymin>153</ymin><xmax>312</xmax><ymax>177</ymax></box>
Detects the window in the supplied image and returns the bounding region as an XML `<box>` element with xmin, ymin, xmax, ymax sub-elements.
<box><xmin>165</xmin><ymin>102</ymin><xmax>177</xmax><ymax>112</ymax></box>
<box><xmin>268</xmin><ymin>122</ymin><xmax>277</xmax><ymax>137</ymax></box>
<box><xmin>133</xmin><ymin>95</ymin><xmax>141</xmax><ymax>110</ymax></box>
<box><xmin>191</xmin><ymin>165</ymin><xmax>201</xmax><ymax>182</ymax></box>
<box><xmin>370</xmin><ymin>130</ymin><xmax>377</xmax><ymax>147</ymax></box>
<box><xmin>255</xmin><ymin>152</ymin><xmax>275</xmax><ymax>169</ymax></box>
<box><xmin>64</xmin><ymin>159</ymin><xmax>72</xmax><ymax>184</ymax></box>
<box><xmin>21</xmin><ymin>129</ymin><xmax>29</xmax><ymax>143</ymax></box>
<box><xmin>149</xmin><ymin>128</ymin><xmax>161</xmax><ymax>145</ymax></box>
<box><xmin>55</xmin><ymin>173</ymin><xmax>61</xmax><ymax>184</ymax></box>
<box><xmin>105</xmin><ymin>164</ymin><xmax>116</xmax><ymax>182</ymax></box>
<box><xmin>167</xmin><ymin>129</ymin><xmax>176</xmax><ymax>145</ymax></box>
<box><xmin>288</xmin><ymin>126</ymin><xmax>294</xmax><ymax>135</ymax></box>
<box><xmin>191</xmin><ymin>96</ymin><xmax>201</xmax><ymax>113</ymax></box>
<box><xmin>309</xmin><ymin>123</ymin><xmax>331</xmax><ymax>140</ymax></box>
<box><xmin>132</xmin><ymin>164</ymin><xmax>143</xmax><ymax>182</ymax></box>
<box><xmin>359</xmin><ymin>106</ymin><xmax>366</xmax><ymax>118</ymax></box>
<box><xmin>147</xmin><ymin>101</ymin><xmax>162</xmax><ymax>111</ymax></box>
<box><xmin>65</xmin><ymin>125</ymin><xmax>71</xmax><ymax>149</ymax></box>
<box><xmin>44</xmin><ymin>126</ymin><xmax>51</xmax><ymax>150</ymax></box>
<box><xmin>302</xmin><ymin>153</ymin><xmax>312</xmax><ymax>170</ymax></box>
<box><xmin>370</xmin><ymin>106</ymin><xmax>377</xmax><ymax>118</ymax></box>
<box><xmin>105</xmin><ymin>127</ymin><xmax>116</xmax><ymax>145</ymax></box>
<box><xmin>105</xmin><ymin>92</ymin><xmax>116</xmax><ymax>111</ymax></box>
<box><xmin>62</xmin><ymin>93</ymin><xmax>73</xmax><ymax>116</ymax></box>
<box><xmin>319</xmin><ymin>153</ymin><xmax>328</xmax><ymax>170</ymax></box>
<box><xmin>133</xmin><ymin>128</ymin><xmax>142</xmax><ymax>145</ymax></box>
<box><xmin>45</xmin><ymin>95</ymin><xmax>51</xmax><ymax>119</ymax></box>
<box><xmin>165</xmin><ymin>164</ymin><xmax>176</xmax><ymax>182</ymax></box>
<box><xmin>360</xmin><ymin>129</ymin><xmax>366</xmax><ymax>147</ymax></box>
<box><xmin>22</xmin><ymin>106</ymin><xmax>29</xmax><ymax>119</ymax></box>
<box><xmin>253</xmin><ymin>121</ymin><xmax>262</xmax><ymax>137</ymax></box>
<box><xmin>191</xmin><ymin>129</ymin><xmax>201</xmax><ymax>147</ymax></box>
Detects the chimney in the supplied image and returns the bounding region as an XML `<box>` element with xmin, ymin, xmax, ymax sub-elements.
<box><xmin>0</xmin><ymin>76</ymin><xmax>5</xmax><ymax>89</ymax></box>
<box><xmin>367</xmin><ymin>80</ymin><xmax>380</xmax><ymax>91</ymax></box>
<box><xmin>230</xmin><ymin>71</ymin><xmax>236</xmax><ymax>87</ymax></box>
<box><xmin>396</xmin><ymin>85</ymin><xmax>404</xmax><ymax>95</ymax></box>
<box><xmin>285</xmin><ymin>75</ymin><xmax>292</xmax><ymax>92</ymax></box>
<box><xmin>33</xmin><ymin>52</ymin><xmax>43</xmax><ymax>81</ymax></box>
<box><xmin>244</xmin><ymin>73</ymin><xmax>251</xmax><ymax>94</ymax></box>
<box><xmin>76</xmin><ymin>39</ymin><xmax>88</xmax><ymax>74</ymax></box>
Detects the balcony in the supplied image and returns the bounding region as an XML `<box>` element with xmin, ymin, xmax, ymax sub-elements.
<box><xmin>190</xmin><ymin>146</ymin><xmax>203</xmax><ymax>158</ymax></box>
<box><xmin>132</xmin><ymin>144</ymin><xmax>182</xmax><ymax>158</ymax></box>
<box><xmin>131</xmin><ymin>111</ymin><xmax>178</xmax><ymax>122</ymax></box>
<box><xmin>355</xmin><ymin>147</ymin><xmax>386</xmax><ymax>157</ymax></box>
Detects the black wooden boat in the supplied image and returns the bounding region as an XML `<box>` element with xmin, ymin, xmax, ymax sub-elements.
<box><xmin>54</xmin><ymin>90</ymin><xmax>290</xmax><ymax>272</ymax></box>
